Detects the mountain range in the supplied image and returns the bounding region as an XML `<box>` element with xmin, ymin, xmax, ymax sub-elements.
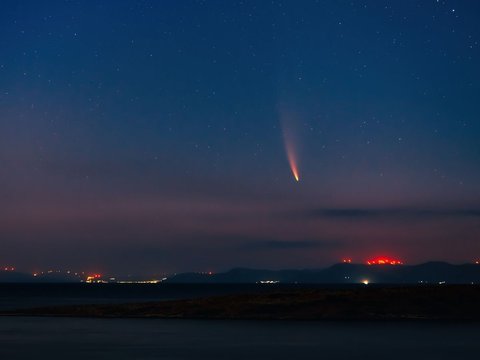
<box><xmin>2</xmin><ymin>262</ymin><xmax>480</xmax><ymax>284</ymax></box>
<box><xmin>165</xmin><ymin>262</ymin><xmax>480</xmax><ymax>284</ymax></box>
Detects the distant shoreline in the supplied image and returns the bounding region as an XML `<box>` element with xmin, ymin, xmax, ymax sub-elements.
<box><xmin>4</xmin><ymin>285</ymin><xmax>480</xmax><ymax>321</ymax></box>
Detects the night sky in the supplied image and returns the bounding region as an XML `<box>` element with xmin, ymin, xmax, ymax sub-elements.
<box><xmin>1</xmin><ymin>0</ymin><xmax>480</xmax><ymax>275</ymax></box>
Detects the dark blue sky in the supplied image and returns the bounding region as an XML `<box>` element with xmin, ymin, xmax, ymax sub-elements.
<box><xmin>1</xmin><ymin>0</ymin><xmax>480</xmax><ymax>274</ymax></box>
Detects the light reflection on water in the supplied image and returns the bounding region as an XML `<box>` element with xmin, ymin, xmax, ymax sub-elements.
<box><xmin>0</xmin><ymin>317</ymin><xmax>479</xmax><ymax>360</ymax></box>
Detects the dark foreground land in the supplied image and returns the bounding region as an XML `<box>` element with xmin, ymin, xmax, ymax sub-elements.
<box><xmin>4</xmin><ymin>285</ymin><xmax>480</xmax><ymax>321</ymax></box>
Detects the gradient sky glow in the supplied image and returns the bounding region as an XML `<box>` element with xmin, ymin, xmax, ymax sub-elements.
<box><xmin>1</xmin><ymin>0</ymin><xmax>480</xmax><ymax>274</ymax></box>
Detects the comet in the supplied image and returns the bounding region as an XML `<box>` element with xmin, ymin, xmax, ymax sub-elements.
<box><xmin>280</xmin><ymin>109</ymin><xmax>301</xmax><ymax>182</ymax></box>
<box><xmin>292</xmin><ymin>167</ymin><xmax>300</xmax><ymax>182</ymax></box>
<box><xmin>285</xmin><ymin>139</ymin><xmax>300</xmax><ymax>181</ymax></box>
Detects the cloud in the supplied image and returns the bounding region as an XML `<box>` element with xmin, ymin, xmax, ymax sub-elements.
<box><xmin>296</xmin><ymin>208</ymin><xmax>480</xmax><ymax>221</ymax></box>
<box><xmin>242</xmin><ymin>238</ymin><xmax>342</xmax><ymax>251</ymax></box>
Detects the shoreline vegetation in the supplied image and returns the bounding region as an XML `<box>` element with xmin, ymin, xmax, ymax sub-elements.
<box><xmin>3</xmin><ymin>285</ymin><xmax>480</xmax><ymax>321</ymax></box>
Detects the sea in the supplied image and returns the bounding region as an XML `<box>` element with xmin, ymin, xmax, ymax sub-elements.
<box><xmin>0</xmin><ymin>283</ymin><xmax>372</xmax><ymax>311</ymax></box>
<box><xmin>0</xmin><ymin>284</ymin><xmax>479</xmax><ymax>359</ymax></box>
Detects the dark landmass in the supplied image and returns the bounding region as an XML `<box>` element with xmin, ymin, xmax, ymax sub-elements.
<box><xmin>5</xmin><ymin>285</ymin><xmax>480</xmax><ymax>321</ymax></box>
<box><xmin>3</xmin><ymin>262</ymin><xmax>480</xmax><ymax>284</ymax></box>
<box><xmin>166</xmin><ymin>262</ymin><xmax>480</xmax><ymax>284</ymax></box>
<box><xmin>0</xmin><ymin>271</ymin><xmax>81</xmax><ymax>283</ymax></box>
<box><xmin>0</xmin><ymin>271</ymin><xmax>33</xmax><ymax>283</ymax></box>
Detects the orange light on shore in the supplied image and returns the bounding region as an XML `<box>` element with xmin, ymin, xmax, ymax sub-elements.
<box><xmin>342</xmin><ymin>258</ymin><xmax>352</xmax><ymax>263</ymax></box>
<box><xmin>366</xmin><ymin>257</ymin><xmax>403</xmax><ymax>265</ymax></box>
<box><xmin>86</xmin><ymin>273</ymin><xmax>102</xmax><ymax>283</ymax></box>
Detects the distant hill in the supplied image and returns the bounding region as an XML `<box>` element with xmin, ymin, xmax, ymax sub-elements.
<box><xmin>165</xmin><ymin>262</ymin><xmax>480</xmax><ymax>284</ymax></box>
<box><xmin>33</xmin><ymin>272</ymin><xmax>82</xmax><ymax>283</ymax></box>
<box><xmin>3</xmin><ymin>262</ymin><xmax>480</xmax><ymax>284</ymax></box>
<box><xmin>0</xmin><ymin>271</ymin><xmax>80</xmax><ymax>283</ymax></box>
<box><xmin>0</xmin><ymin>271</ymin><xmax>34</xmax><ymax>283</ymax></box>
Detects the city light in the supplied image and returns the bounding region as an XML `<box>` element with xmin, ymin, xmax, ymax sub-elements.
<box><xmin>86</xmin><ymin>274</ymin><xmax>103</xmax><ymax>283</ymax></box>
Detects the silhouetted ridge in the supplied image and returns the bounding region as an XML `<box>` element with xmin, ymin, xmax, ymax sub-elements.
<box><xmin>165</xmin><ymin>262</ymin><xmax>480</xmax><ymax>284</ymax></box>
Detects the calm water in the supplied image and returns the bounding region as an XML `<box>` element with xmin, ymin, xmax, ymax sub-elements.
<box><xmin>1</xmin><ymin>284</ymin><xmax>479</xmax><ymax>359</ymax></box>
<box><xmin>0</xmin><ymin>283</ymin><xmax>279</xmax><ymax>310</ymax></box>
<box><xmin>0</xmin><ymin>317</ymin><xmax>479</xmax><ymax>359</ymax></box>
<box><xmin>0</xmin><ymin>283</ymin><xmax>368</xmax><ymax>311</ymax></box>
